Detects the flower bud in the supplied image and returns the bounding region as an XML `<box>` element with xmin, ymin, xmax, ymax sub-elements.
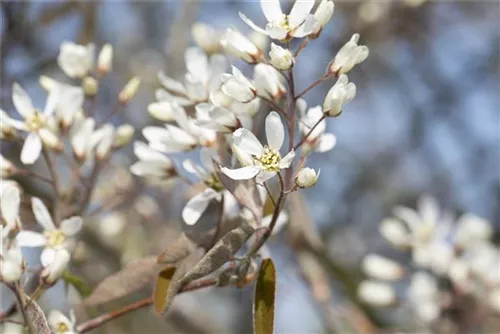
<box><xmin>118</xmin><ymin>76</ymin><xmax>141</xmax><ymax>103</ymax></box>
<box><xmin>40</xmin><ymin>249</ymin><xmax>70</xmax><ymax>286</ymax></box>
<box><xmin>191</xmin><ymin>23</ymin><xmax>221</xmax><ymax>54</ymax></box>
<box><xmin>362</xmin><ymin>254</ymin><xmax>405</xmax><ymax>281</ymax></box>
<box><xmin>253</xmin><ymin>64</ymin><xmax>286</xmax><ymax>100</ymax></box>
<box><xmin>0</xmin><ymin>247</ymin><xmax>24</xmax><ymax>283</ymax></box>
<box><xmin>93</xmin><ymin>124</ymin><xmax>115</xmax><ymax>160</ymax></box>
<box><xmin>39</xmin><ymin>128</ymin><xmax>63</xmax><ymax>152</ymax></box>
<box><xmin>97</xmin><ymin>44</ymin><xmax>113</xmax><ymax>74</ymax></box>
<box><xmin>295</xmin><ymin>168</ymin><xmax>319</xmax><ymax>188</ymax></box>
<box><xmin>248</xmin><ymin>31</ymin><xmax>268</xmax><ymax>53</ymax></box>
<box><xmin>82</xmin><ymin>76</ymin><xmax>99</xmax><ymax>96</ymax></box>
<box><xmin>329</xmin><ymin>34</ymin><xmax>369</xmax><ymax>75</ymax></box>
<box><xmin>57</xmin><ymin>42</ymin><xmax>94</xmax><ymax>79</ymax></box>
<box><xmin>221</xmin><ymin>27</ymin><xmax>261</xmax><ymax>64</ymax></box>
<box><xmin>379</xmin><ymin>218</ymin><xmax>410</xmax><ymax>248</ymax></box>
<box><xmin>310</xmin><ymin>0</ymin><xmax>335</xmax><ymax>38</ymax></box>
<box><xmin>112</xmin><ymin>124</ymin><xmax>134</xmax><ymax>149</ymax></box>
<box><xmin>323</xmin><ymin>74</ymin><xmax>356</xmax><ymax>117</ymax></box>
<box><xmin>269</xmin><ymin>43</ymin><xmax>294</xmax><ymax>71</ymax></box>
<box><xmin>39</xmin><ymin>75</ymin><xmax>58</xmax><ymax>91</ymax></box>
<box><xmin>221</xmin><ymin>66</ymin><xmax>256</xmax><ymax>103</ymax></box>
<box><xmin>358</xmin><ymin>280</ymin><xmax>396</xmax><ymax>306</ymax></box>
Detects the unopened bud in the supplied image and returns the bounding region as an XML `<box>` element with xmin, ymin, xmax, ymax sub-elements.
<box><xmin>0</xmin><ymin>247</ymin><xmax>24</xmax><ymax>283</ymax></box>
<box><xmin>269</xmin><ymin>43</ymin><xmax>294</xmax><ymax>71</ymax></box>
<box><xmin>39</xmin><ymin>75</ymin><xmax>58</xmax><ymax>91</ymax></box>
<box><xmin>97</xmin><ymin>44</ymin><xmax>113</xmax><ymax>74</ymax></box>
<box><xmin>329</xmin><ymin>34</ymin><xmax>369</xmax><ymax>75</ymax></box>
<box><xmin>191</xmin><ymin>23</ymin><xmax>221</xmax><ymax>54</ymax></box>
<box><xmin>295</xmin><ymin>168</ymin><xmax>319</xmax><ymax>188</ymax></box>
<box><xmin>358</xmin><ymin>280</ymin><xmax>396</xmax><ymax>306</ymax></box>
<box><xmin>119</xmin><ymin>77</ymin><xmax>141</xmax><ymax>103</ymax></box>
<box><xmin>94</xmin><ymin>124</ymin><xmax>115</xmax><ymax>160</ymax></box>
<box><xmin>41</xmin><ymin>249</ymin><xmax>70</xmax><ymax>286</ymax></box>
<box><xmin>82</xmin><ymin>76</ymin><xmax>99</xmax><ymax>96</ymax></box>
<box><xmin>112</xmin><ymin>124</ymin><xmax>134</xmax><ymax>149</ymax></box>
<box><xmin>362</xmin><ymin>254</ymin><xmax>405</xmax><ymax>281</ymax></box>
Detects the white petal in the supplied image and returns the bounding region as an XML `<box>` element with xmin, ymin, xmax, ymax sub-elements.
<box><xmin>260</xmin><ymin>0</ymin><xmax>283</xmax><ymax>22</ymax></box>
<box><xmin>221</xmin><ymin>165</ymin><xmax>260</xmax><ymax>180</ymax></box>
<box><xmin>379</xmin><ymin>217</ymin><xmax>410</xmax><ymax>247</ymax></box>
<box><xmin>239</xmin><ymin>12</ymin><xmax>268</xmax><ymax>35</ymax></box>
<box><xmin>316</xmin><ymin>133</ymin><xmax>337</xmax><ymax>152</ymax></box>
<box><xmin>31</xmin><ymin>197</ymin><xmax>56</xmax><ymax>230</ymax></box>
<box><xmin>48</xmin><ymin>310</ymin><xmax>71</xmax><ymax>330</ymax></box>
<box><xmin>12</xmin><ymin>83</ymin><xmax>34</xmax><ymax>119</ymax></box>
<box><xmin>158</xmin><ymin>72</ymin><xmax>187</xmax><ymax>95</ymax></box>
<box><xmin>185</xmin><ymin>47</ymin><xmax>209</xmax><ymax>84</ymax></box>
<box><xmin>1</xmin><ymin>185</ymin><xmax>20</xmax><ymax>226</ymax></box>
<box><xmin>134</xmin><ymin>141</ymin><xmax>171</xmax><ymax>164</ymax></box>
<box><xmin>291</xmin><ymin>14</ymin><xmax>317</xmax><ymax>37</ymax></box>
<box><xmin>200</xmin><ymin>148</ymin><xmax>218</xmax><ymax>172</ymax></box>
<box><xmin>266</xmin><ymin>25</ymin><xmax>288</xmax><ymax>40</ymax></box>
<box><xmin>40</xmin><ymin>248</ymin><xmax>56</xmax><ymax>267</ymax></box>
<box><xmin>233</xmin><ymin>128</ymin><xmax>264</xmax><ymax>156</ymax></box>
<box><xmin>279</xmin><ymin>150</ymin><xmax>295</xmax><ymax>169</ymax></box>
<box><xmin>61</xmin><ymin>216</ymin><xmax>83</xmax><ymax>236</ymax></box>
<box><xmin>256</xmin><ymin>171</ymin><xmax>276</xmax><ymax>183</ymax></box>
<box><xmin>16</xmin><ymin>231</ymin><xmax>47</xmax><ymax>247</ymax></box>
<box><xmin>182</xmin><ymin>189</ymin><xmax>219</xmax><ymax>225</ymax></box>
<box><xmin>130</xmin><ymin>161</ymin><xmax>171</xmax><ymax>177</ymax></box>
<box><xmin>21</xmin><ymin>133</ymin><xmax>42</xmax><ymax>165</ymax></box>
<box><xmin>418</xmin><ymin>195</ymin><xmax>439</xmax><ymax>226</ymax></box>
<box><xmin>265</xmin><ymin>111</ymin><xmax>284</xmax><ymax>151</ymax></box>
<box><xmin>288</xmin><ymin>0</ymin><xmax>314</xmax><ymax>28</ymax></box>
<box><xmin>142</xmin><ymin>126</ymin><xmax>171</xmax><ymax>144</ymax></box>
<box><xmin>43</xmin><ymin>89</ymin><xmax>60</xmax><ymax>116</ymax></box>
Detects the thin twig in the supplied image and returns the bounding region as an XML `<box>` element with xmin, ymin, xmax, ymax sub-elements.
<box><xmin>294</xmin><ymin>115</ymin><xmax>326</xmax><ymax>151</ymax></box>
<box><xmin>42</xmin><ymin>148</ymin><xmax>61</xmax><ymax>224</ymax></box>
<box><xmin>296</xmin><ymin>74</ymin><xmax>330</xmax><ymax>99</ymax></box>
<box><xmin>295</xmin><ymin>38</ymin><xmax>309</xmax><ymax>57</ymax></box>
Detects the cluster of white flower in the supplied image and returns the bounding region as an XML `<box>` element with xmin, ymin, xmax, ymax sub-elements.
<box><xmin>132</xmin><ymin>0</ymin><xmax>368</xmax><ymax>228</ymax></box>
<box><xmin>359</xmin><ymin>195</ymin><xmax>499</xmax><ymax>325</ymax></box>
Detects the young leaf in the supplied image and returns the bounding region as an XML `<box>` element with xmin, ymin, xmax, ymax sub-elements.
<box><xmin>157</xmin><ymin>233</ymin><xmax>196</xmax><ymax>265</ymax></box>
<box><xmin>62</xmin><ymin>270</ymin><xmax>92</xmax><ymax>298</ymax></box>
<box><xmin>25</xmin><ymin>295</ymin><xmax>51</xmax><ymax>334</ymax></box>
<box><xmin>85</xmin><ymin>256</ymin><xmax>158</xmax><ymax>306</ymax></box>
<box><xmin>253</xmin><ymin>259</ymin><xmax>276</xmax><ymax>334</ymax></box>
<box><xmin>153</xmin><ymin>266</ymin><xmax>177</xmax><ymax>314</ymax></box>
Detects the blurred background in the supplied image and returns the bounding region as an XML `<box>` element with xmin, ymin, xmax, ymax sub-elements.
<box><xmin>1</xmin><ymin>1</ymin><xmax>499</xmax><ymax>333</ymax></box>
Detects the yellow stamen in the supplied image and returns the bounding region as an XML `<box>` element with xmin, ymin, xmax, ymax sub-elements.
<box><xmin>44</xmin><ymin>230</ymin><xmax>65</xmax><ymax>248</ymax></box>
<box><xmin>254</xmin><ymin>146</ymin><xmax>281</xmax><ymax>172</ymax></box>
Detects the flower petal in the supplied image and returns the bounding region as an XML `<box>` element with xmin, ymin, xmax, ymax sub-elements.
<box><xmin>1</xmin><ymin>185</ymin><xmax>20</xmax><ymax>227</ymax></box>
<box><xmin>221</xmin><ymin>165</ymin><xmax>260</xmax><ymax>180</ymax></box>
<box><xmin>182</xmin><ymin>189</ymin><xmax>218</xmax><ymax>225</ymax></box>
<box><xmin>265</xmin><ymin>111</ymin><xmax>284</xmax><ymax>151</ymax></box>
<box><xmin>16</xmin><ymin>231</ymin><xmax>47</xmax><ymax>247</ymax></box>
<box><xmin>317</xmin><ymin>133</ymin><xmax>337</xmax><ymax>152</ymax></box>
<box><xmin>260</xmin><ymin>0</ymin><xmax>283</xmax><ymax>22</ymax></box>
<box><xmin>21</xmin><ymin>133</ymin><xmax>42</xmax><ymax>165</ymax></box>
<box><xmin>31</xmin><ymin>197</ymin><xmax>56</xmax><ymax>230</ymax></box>
<box><xmin>288</xmin><ymin>0</ymin><xmax>314</xmax><ymax>28</ymax></box>
<box><xmin>61</xmin><ymin>216</ymin><xmax>83</xmax><ymax>236</ymax></box>
<box><xmin>239</xmin><ymin>12</ymin><xmax>268</xmax><ymax>35</ymax></box>
<box><xmin>12</xmin><ymin>83</ymin><xmax>34</xmax><ymax>119</ymax></box>
<box><xmin>43</xmin><ymin>88</ymin><xmax>60</xmax><ymax>116</ymax></box>
<box><xmin>41</xmin><ymin>248</ymin><xmax>56</xmax><ymax>267</ymax></box>
<box><xmin>279</xmin><ymin>149</ymin><xmax>295</xmax><ymax>169</ymax></box>
<box><xmin>256</xmin><ymin>171</ymin><xmax>276</xmax><ymax>183</ymax></box>
<box><xmin>233</xmin><ymin>128</ymin><xmax>264</xmax><ymax>156</ymax></box>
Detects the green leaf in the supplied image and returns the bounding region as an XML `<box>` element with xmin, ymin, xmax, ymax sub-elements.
<box><xmin>62</xmin><ymin>270</ymin><xmax>92</xmax><ymax>298</ymax></box>
<box><xmin>253</xmin><ymin>259</ymin><xmax>276</xmax><ymax>334</ymax></box>
<box><xmin>153</xmin><ymin>266</ymin><xmax>177</xmax><ymax>314</ymax></box>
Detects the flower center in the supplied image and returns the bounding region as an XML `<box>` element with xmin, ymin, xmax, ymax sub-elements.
<box><xmin>276</xmin><ymin>14</ymin><xmax>290</xmax><ymax>30</ymax></box>
<box><xmin>254</xmin><ymin>146</ymin><xmax>281</xmax><ymax>172</ymax></box>
<box><xmin>55</xmin><ymin>322</ymin><xmax>69</xmax><ymax>333</ymax></box>
<box><xmin>204</xmin><ymin>173</ymin><xmax>224</xmax><ymax>192</ymax></box>
<box><xmin>25</xmin><ymin>110</ymin><xmax>45</xmax><ymax>132</ymax></box>
<box><xmin>44</xmin><ymin>230</ymin><xmax>65</xmax><ymax>248</ymax></box>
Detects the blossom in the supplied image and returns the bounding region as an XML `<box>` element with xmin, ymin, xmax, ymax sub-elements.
<box><xmin>253</xmin><ymin>64</ymin><xmax>286</xmax><ymax>101</ymax></box>
<box><xmin>298</xmin><ymin>102</ymin><xmax>336</xmax><ymax>154</ymax></box>
<box><xmin>221</xmin><ymin>27</ymin><xmax>262</xmax><ymax>63</ymax></box>
<box><xmin>57</xmin><ymin>42</ymin><xmax>94</xmax><ymax>78</ymax></box>
<box><xmin>92</xmin><ymin>124</ymin><xmax>115</xmax><ymax>160</ymax></box>
<box><xmin>118</xmin><ymin>76</ymin><xmax>141</xmax><ymax>103</ymax></box>
<box><xmin>295</xmin><ymin>167</ymin><xmax>319</xmax><ymax>188</ymax></box>
<box><xmin>130</xmin><ymin>141</ymin><xmax>176</xmax><ymax>178</ymax></box>
<box><xmin>192</xmin><ymin>22</ymin><xmax>222</xmax><ymax>54</ymax></box>
<box><xmin>40</xmin><ymin>249</ymin><xmax>71</xmax><ymax>285</ymax></box>
<box><xmin>221</xmin><ymin>66</ymin><xmax>257</xmax><ymax>103</ymax></box>
<box><xmin>269</xmin><ymin>43</ymin><xmax>294</xmax><ymax>70</ymax></box>
<box><xmin>48</xmin><ymin>310</ymin><xmax>76</xmax><ymax>334</ymax></box>
<box><xmin>195</xmin><ymin>103</ymin><xmax>241</xmax><ymax>133</ymax></box>
<box><xmin>407</xmin><ymin>272</ymin><xmax>440</xmax><ymax>322</ymax></box>
<box><xmin>239</xmin><ymin>0</ymin><xmax>317</xmax><ymax>41</ymax></box>
<box><xmin>221</xmin><ymin>112</ymin><xmax>295</xmax><ymax>183</ymax></box>
<box><xmin>97</xmin><ymin>43</ymin><xmax>113</xmax><ymax>74</ymax></box>
<box><xmin>310</xmin><ymin>0</ymin><xmax>335</xmax><ymax>37</ymax></box>
<box><xmin>9</xmin><ymin>83</ymin><xmax>62</xmax><ymax>164</ymax></box>
<box><xmin>329</xmin><ymin>34</ymin><xmax>369</xmax><ymax>75</ymax></box>
<box><xmin>155</xmin><ymin>47</ymin><xmax>227</xmax><ymax>106</ymax></box>
<box><xmin>361</xmin><ymin>254</ymin><xmax>405</xmax><ymax>281</ymax></box>
<box><xmin>16</xmin><ymin>197</ymin><xmax>82</xmax><ymax>266</ymax></box>
<box><xmin>0</xmin><ymin>244</ymin><xmax>24</xmax><ymax>283</ymax></box>
<box><xmin>71</xmin><ymin>117</ymin><xmax>96</xmax><ymax>161</ymax></box>
<box><xmin>453</xmin><ymin>213</ymin><xmax>493</xmax><ymax>249</ymax></box>
<box><xmin>322</xmin><ymin>74</ymin><xmax>356</xmax><ymax>117</ymax></box>
<box><xmin>358</xmin><ymin>280</ymin><xmax>396</xmax><ymax>306</ymax></box>
<box><xmin>0</xmin><ymin>184</ymin><xmax>21</xmax><ymax>234</ymax></box>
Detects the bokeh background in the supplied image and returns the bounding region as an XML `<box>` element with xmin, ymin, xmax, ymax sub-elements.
<box><xmin>1</xmin><ymin>1</ymin><xmax>499</xmax><ymax>333</ymax></box>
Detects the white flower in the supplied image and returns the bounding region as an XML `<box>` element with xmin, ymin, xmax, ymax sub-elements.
<box><xmin>322</xmin><ymin>74</ymin><xmax>356</xmax><ymax>117</ymax></box>
<box><xmin>9</xmin><ymin>83</ymin><xmax>62</xmax><ymax>164</ymax></box>
<box><xmin>253</xmin><ymin>64</ymin><xmax>286</xmax><ymax>101</ymax></box>
<box><xmin>192</xmin><ymin>22</ymin><xmax>221</xmax><ymax>54</ymax></box>
<box><xmin>16</xmin><ymin>197</ymin><xmax>82</xmax><ymax>266</ymax></box>
<box><xmin>329</xmin><ymin>34</ymin><xmax>369</xmax><ymax>75</ymax></box>
<box><xmin>97</xmin><ymin>43</ymin><xmax>113</xmax><ymax>74</ymax></box>
<box><xmin>155</xmin><ymin>47</ymin><xmax>227</xmax><ymax>106</ymax></box>
<box><xmin>361</xmin><ymin>254</ymin><xmax>405</xmax><ymax>281</ymax></box>
<box><xmin>298</xmin><ymin>102</ymin><xmax>336</xmax><ymax>154</ymax></box>
<box><xmin>311</xmin><ymin>0</ymin><xmax>335</xmax><ymax>37</ymax></box>
<box><xmin>239</xmin><ymin>0</ymin><xmax>317</xmax><ymax>41</ymax></box>
<box><xmin>143</xmin><ymin>125</ymin><xmax>198</xmax><ymax>153</ymax></box>
<box><xmin>379</xmin><ymin>217</ymin><xmax>411</xmax><ymax>248</ymax></box>
<box><xmin>92</xmin><ymin>124</ymin><xmax>115</xmax><ymax>160</ymax></box>
<box><xmin>57</xmin><ymin>42</ymin><xmax>94</xmax><ymax>78</ymax></box>
<box><xmin>130</xmin><ymin>141</ymin><xmax>176</xmax><ymax>178</ymax></box>
<box><xmin>407</xmin><ymin>272</ymin><xmax>440</xmax><ymax>322</ymax></box>
<box><xmin>195</xmin><ymin>103</ymin><xmax>241</xmax><ymax>133</ymax></box>
<box><xmin>295</xmin><ymin>167</ymin><xmax>319</xmax><ymax>188</ymax></box>
<box><xmin>221</xmin><ymin>27</ymin><xmax>262</xmax><ymax>63</ymax></box>
<box><xmin>0</xmin><ymin>244</ymin><xmax>24</xmax><ymax>283</ymax></box>
<box><xmin>221</xmin><ymin>66</ymin><xmax>257</xmax><ymax>103</ymax></box>
<box><xmin>221</xmin><ymin>112</ymin><xmax>295</xmax><ymax>183</ymax></box>
<box><xmin>453</xmin><ymin>213</ymin><xmax>492</xmax><ymax>249</ymax></box>
<box><xmin>41</xmin><ymin>249</ymin><xmax>71</xmax><ymax>285</ymax></box>
<box><xmin>118</xmin><ymin>76</ymin><xmax>141</xmax><ymax>103</ymax></box>
<box><xmin>48</xmin><ymin>309</ymin><xmax>76</xmax><ymax>334</ymax></box>
<box><xmin>0</xmin><ymin>184</ymin><xmax>21</xmax><ymax>234</ymax></box>
<box><xmin>269</xmin><ymin>43</ymin><xmax>294</xmax><ymax>70</ymax></box>
<box><xmin>71</xmin><ymin>117</ymin><xmax>96</xmax><ymax>161</ymax></box>
<box><xmin>358</xmin><ymin>280</ymin><xmax>396</xmax><ymax>306</ymax></box>
<box><xmin>40</xmin><ymin>78</ymin><xmax>84</xmax><ymax>129</ymax></box>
